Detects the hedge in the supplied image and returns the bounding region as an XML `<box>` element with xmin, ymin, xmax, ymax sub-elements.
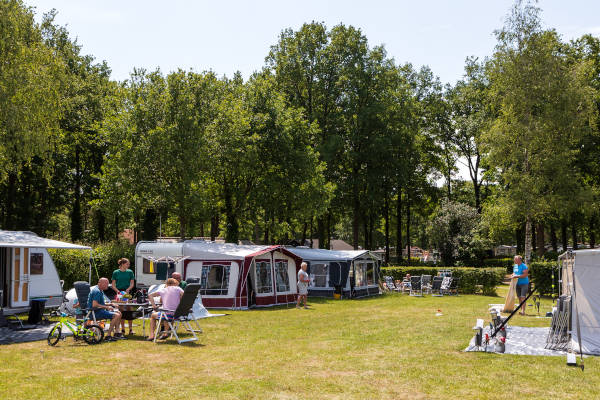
<box><xmin>381</xmin><ymin>266</ymin><xmax>505</xmax><ymax>296</ymax></box>
<box><xmin>528</xmin><ymin>261</ymin><xmax>558</xmax><ymax>296</ymax></box>
<box><xmin>48</xmin><ymin>241</ymin><xmax>136</xmax><ymax>289</ymax></box>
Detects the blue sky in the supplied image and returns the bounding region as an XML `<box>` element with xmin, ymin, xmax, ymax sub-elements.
<box><xmin>27</xmin><ymin>0</ymin><xmax>600</xmax><ymax>85</ymax></box>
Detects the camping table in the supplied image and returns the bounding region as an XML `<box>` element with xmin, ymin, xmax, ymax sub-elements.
<box><xmin>112</xmin><ymin>302</ymin><xmax>150</xmax><ymax>335</ymax></box>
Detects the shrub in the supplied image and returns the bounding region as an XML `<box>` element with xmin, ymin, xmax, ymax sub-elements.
<box><xmin>529</xmin><ymin>261</ymin><xmax>558</xmax><ymax>296</ymax></box>
<box><xmin>381</xmin><ymin>266</ymin><xmax>505</xmax><ymax>296</ymax></box>
<box><xmin>49</xmin><ymin>241</ymin><xmax>136</xmax><ymax>289</ymax></box>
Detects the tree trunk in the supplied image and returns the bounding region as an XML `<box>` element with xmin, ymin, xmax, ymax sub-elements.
<box><xmin>96</xmin><ymin>210</ymin><xmax>105</xmax><ymax>242</ymax></box>
<box><xmin>571</xmin><ymin>221</ymin><xmax>578</xmax><ymax>250</ymax></box>
<box><xmin>326</xmin><ymin>212</ymin><xmax>332</xmax><ymax>250</ymax></box>
<box><xmin>590</xmin><ymin>215</ymin><xmax>596</xmax><ymax>249</ymax></box>
<box><xmin>384</xmin><ymin>194</ymin><xmax>390</xmax><ymax>265</ymax></box>
<box><xmin>406</xmin><ymin>198</ymin><xmax>411</xmax><ymax>265</ymax></box>
<box><xmin>5</xmin><ymin>172</ymin><xmax>17</xmax><ymax>229</ymax></box>
<box><xmin>363</xmin><ymin>219</ymin><xmax>368</xmax><ymax>250</ymax></box>
<box><xmin>179</xmin><ymin>213</ymin><xmax>186</xmax><ymax>239</ymax></box>
<box><xmin>114</xmin><ymin>213</ymin><xmax>119</xmax><ymax>242</ymax></box>
<box><xmin>352</xmin><ymin>183</ymin><xmax>360</xmax><ymax>250</ymax></box>
<box><xmin>561</xmin><ymin>220</ymin><xmax>568</xmax><ymax>252</ymax></box>
<box><xmin>210</xmin><ymin>214</ymin><xmax>219</xmax><ymax>241</ymax></box>
<box><xmin>531</xmin><ymin>223</ymin><xmax>537</xmax><ymax>255</ymax></box>
<box><xmin>474</xmin><ymin>181</ymin><xmax>481</xmax><ymax>213</ymax></box>
<box><xmin>301</xmin><ymin>221</ymin><xmax>307</xmax><ymax>246</ymax></box>
<box><xmin>223</xmin><ymin>181</ymin><xmax>238</xmax><ymax>243</ymax></box>
<box><xmin>309</xmin><ymin>217</ymin><xmax>314</xmax><ymax>248</ymax></box>
<box><xmin>263</xmin><ymin>211</ymin><xmax>269</xmax><ymax>244</ymax></box>
<box><xmin>524</xmin><ymin>216</ymin><xmax>532</xmax><ymax>264</ymax></box>
<box><xmin>396</xmin><ymin>189</ymin><xmax>402</xmax><ymax>264</ymax></box>
<box><xmin>253</xmin><ymin>222</ymin><xmax>259</xmax><ymax>244</ymax></box>
<box><xmin>369</xmin><ymin>214</ymin><xmax>374</xmax><ymax>251</ymax></box>
<box><xmin>536</xmin><ymin>223</ymin><xmax>545</xmax><ymax>257</ymax></box>
<box><xmin>550</xmin><ymin>223</ymin><xmax>557</xmax><ymax>252</ymax></box>
<box><xmin>71</xmin><ymin>146</ymin><xmax>82</xmax><ymax>241</ymax></box>
<box><xmin>317</xmin><ymin>216</ymin><xmax>326</xmax><ymax>249</ymax></box>
<box><xmin>141</xmin><ymin>209</ymin><xmax>158</xmax><ymax>241</ymax></box>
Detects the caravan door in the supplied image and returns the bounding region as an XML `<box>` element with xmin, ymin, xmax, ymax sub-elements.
<box><xmin>10</xmin><ymin>247</ymin><xmax>29</xmax><ymax>308</ymax></box>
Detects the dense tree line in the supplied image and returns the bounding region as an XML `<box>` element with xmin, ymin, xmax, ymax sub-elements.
<box><xmin>1</xmin><ymin>0</ymin><xmax>598</xmax><ymax>265</ymax></box>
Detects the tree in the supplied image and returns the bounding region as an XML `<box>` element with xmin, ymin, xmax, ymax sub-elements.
<box><xmin>429</xmin><ymin>200</ymin><xmax>489</xmax><ymax>266</ymax></box>
<box><xmin>483</xmin><ymin>1</ymin><xmax>595</xmax><ymax>262</ymax></box>
<box><xmin>0</xmin><ymin>1</ymin><xmax>63</xmax><ymax>229</ymax></box>
<box><xmin>449</xmin><ymin>57</ymin><xmax>493</xmax><ymax>212</ymax></box>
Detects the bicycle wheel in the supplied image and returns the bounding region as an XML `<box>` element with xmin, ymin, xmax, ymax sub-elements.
<box><xmin>83</xmin><ymin>324</ymin><xmax>104</xmax><ymax>344</ymax></box>
<box><xmin>47</xmin><ymin>324</ymin><xmax>62</xmax><ymax>346</ymax></box>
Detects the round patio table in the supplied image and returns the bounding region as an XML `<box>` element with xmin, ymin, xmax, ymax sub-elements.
<box><xmin>112</xmin><ymin>301</ymin><xmax>150</xmax><ymax>334</ymax></box>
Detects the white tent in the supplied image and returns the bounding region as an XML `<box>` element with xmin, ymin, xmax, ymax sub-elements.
<box><xmin>567</xmin><ymin>249</ymin><xmax>600</xmax><ymax>355</ymax></box>
<box><xmin>0</xmin><ymin>230</ymin><xmax>91</xmax><ymax>314</ymax></box>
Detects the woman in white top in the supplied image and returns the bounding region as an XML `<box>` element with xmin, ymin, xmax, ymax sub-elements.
<box><xmin>296</xmin><ymin>262</ymin><xmax>310</xmax><ymax>309</ymax></box>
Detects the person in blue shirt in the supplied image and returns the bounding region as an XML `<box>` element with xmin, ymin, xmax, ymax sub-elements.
<box><xmin>512</xmin><ymin>255</ymin><xmax>529</xmax><ymax>315</ymax></box>
<box><xmin>88</xmin><ymin>277</ymin><xmax>123</xmax><ymax>341</ymax></box>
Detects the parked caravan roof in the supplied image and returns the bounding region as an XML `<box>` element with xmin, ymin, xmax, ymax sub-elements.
<box><xmin>0</xmin><ymin>230</ymin><xmax>90</xmax><ymax>249</ymax></box>
<box><xmin>183</xmin><ymin>241</ymin><xmax>279</xmax><ymax>259</ymax></box>
<box><xmin>286</xmin><ymin>247</ymin><xmax>372</xmax><ymax>261</ymax></box>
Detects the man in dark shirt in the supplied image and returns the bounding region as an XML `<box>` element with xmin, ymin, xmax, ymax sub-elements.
<box><xmin>172</xmin><ymin>272</ymin><xmax>187</xmax><ymax>289</ymax></box>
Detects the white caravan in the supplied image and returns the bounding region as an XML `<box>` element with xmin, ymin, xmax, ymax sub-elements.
<box><xmin>0</xmin><ymin>230</ymin><xmax>91</xmax><ymax>315</ymax></box>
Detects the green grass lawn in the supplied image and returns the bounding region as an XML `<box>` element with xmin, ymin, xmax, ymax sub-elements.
<box><xmin>0</xmin><ymin>288</ymin><xmax>596</xmax><ymax>399</ymax></box>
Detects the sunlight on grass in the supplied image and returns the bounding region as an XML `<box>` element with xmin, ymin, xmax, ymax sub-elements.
<box><xmin>0</xmin><ymin>288</ymin><xmax>597</xmax><ymax>399</ymax></box>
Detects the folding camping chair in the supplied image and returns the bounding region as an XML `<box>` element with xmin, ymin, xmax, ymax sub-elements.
<box><xmin>383</xmin><ymin>276</ymin><xmax>397</xmax><ymax>292</ymax></box>
<box><xmin>409</xmin><ymin>276</ymin><xmax>423</xmax><ymax>297</ymax></box>
<box><xmin>73</xmin><ymin>281</ymin><xmax>97</xmax><ymax>323</ymax></box>
<box><xmin>421</xmin><ymin>275</ymin><xmax>432</xmax><ymax>294</ymax></box>
<box><xmin>154</xmin><ymin>283</ymin><xmax>202</xmax><ymax>344</ymax></box>
<box><xmin>447</xmin><ymin>277</ymin><xmax>459</xmax><ymax>295</ymax></box>
<box><xmin>440</xmin><ymin>277</ymin><xmax>452</xmax><ymax>295</ymax></box>
<box><xmin>431</xmin><ymin>276</ymin><xmax>443</xmax><ymax>297</ymax></box>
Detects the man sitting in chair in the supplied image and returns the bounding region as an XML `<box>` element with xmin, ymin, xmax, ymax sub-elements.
<box><xmin>88</xmin><ymin>277</ymin><xmax>123</xmax><ymax>341</ymax></box>
<box><xmin>171</xmin><ymin>272</ymin><xmax>187</xmax><ymax>290</ymax></box>
<box><xmin>147</xmin><ymin>278</ymin><xmax>184</xmax><ymax>341</ymax></box>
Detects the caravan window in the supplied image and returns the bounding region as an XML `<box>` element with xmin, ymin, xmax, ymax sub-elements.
<box><xmin>200</xmin><ymin>264</ymin><xmax>230</xmax><ymax>295</ymax></box>
<box><xmin>275</xmin><ymin>261</ymin><xmax>290</xmax><ymax>292</ymax></box>
<box><xmin>255</xmin><ymin>261</ymin><xmax>272</xmax><ymax>294</ymax></box>
<box><xmin>310</xmin><ymin>263</ymin><xmax>328</xmax><ymax>287</ymax></box>
<box><xmin>354</xmin><ymin>263</ymin><xmax>366</xmax><ymax>287</ymax></box>
<box><xmin>30</xmin><ymin>253</ymin><xmax>44</xmax><ymax>275</ymax></box>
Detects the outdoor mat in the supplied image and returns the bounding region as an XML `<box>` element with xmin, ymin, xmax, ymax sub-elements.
<box><xmin>0</xmin><ymin>325</ymin><xmax>71</xmax><ymax>345</ymax></box>
<box><xmin>465</xmin><ymin>325</ymin><xmax>567</xmax><ymax>356</ymax></box>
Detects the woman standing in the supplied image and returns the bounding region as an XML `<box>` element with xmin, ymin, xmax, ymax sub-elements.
<box><xmin>111</xmin><ymin>258</ymin><xmax>135</xmax><ymax>335</ymax></box>
<box><xmin>296</xmin><ymin>262</ymin><xmax>310</xmax><ymax>309</ymax></box>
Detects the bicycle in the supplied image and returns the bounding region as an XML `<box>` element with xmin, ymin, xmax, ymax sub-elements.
<box><xmin>47</xmin><ymin>312</ymin><xmax>104</xmax><ymax>346</ymax></box>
